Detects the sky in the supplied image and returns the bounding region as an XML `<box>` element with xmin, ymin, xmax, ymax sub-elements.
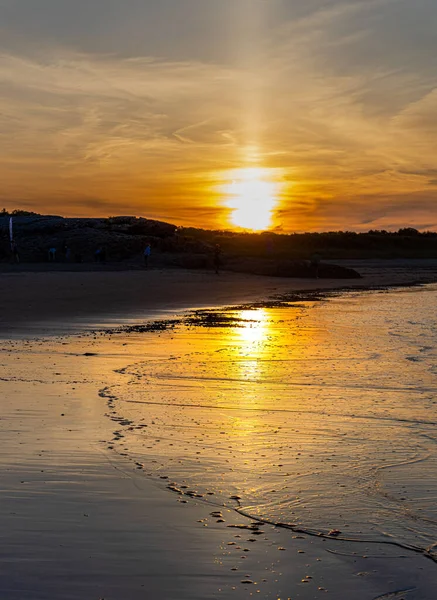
<box><xmin>1</xmin><ymin>0</ymin><xmax>436</xmax><ymax>231</ymax></box>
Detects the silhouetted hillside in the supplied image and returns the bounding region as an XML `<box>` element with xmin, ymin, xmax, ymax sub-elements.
<box><xmin>1</xmin><ymin>214</ymin><xmax>436</xmax><ymax>278</ymax></box>
<box><xmin>0</xmin><ymin>215</ymin><xmax>178</xmax><ymax>263</ymax></box>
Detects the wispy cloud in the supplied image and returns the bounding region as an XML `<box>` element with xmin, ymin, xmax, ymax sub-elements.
<box><xmin>0</xmin><ymin>0</ymin><xmax>436</xmax><ymax>230</ymax></box>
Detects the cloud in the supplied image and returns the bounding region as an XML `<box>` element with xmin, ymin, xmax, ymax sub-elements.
<box><xmin>0</xmin><ymin>0</ymin><xmax>436</xmax><ymax>230</ymax></box>
<box><xmin>0</xmin><ymin>51</ymin><xmax>243</xmax><ymax>201</ymax></box>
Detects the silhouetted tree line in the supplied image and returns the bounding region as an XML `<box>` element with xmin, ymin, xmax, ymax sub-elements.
<box><xmin>1</xmin><ymin>212</ymin><xmax>436</xmax><ymax>261</ymax></box>
<box><xmin>179</xmin><ymin>227</ymin><xmax>437</xmax><ymax>259</ymax></box>
<box><xmin>1</xmin><ymin>209</ymin><xmax>42</xmax><ymax>217</ymax></box>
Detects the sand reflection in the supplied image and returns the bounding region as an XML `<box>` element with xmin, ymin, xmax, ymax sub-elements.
<box><xmin>237</xmin><ymin>309</ymin><xmax>269</xmax><ymax>346</ymax></box>
<box><xmin>102</xmin><ymin>288</ymin><xmax>437</xmax><ymax>557</ymax></box>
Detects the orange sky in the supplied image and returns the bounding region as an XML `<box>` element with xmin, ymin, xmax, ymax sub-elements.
<box><xmin>1</xmin><ymin>0</ymin><xmax>436</xmax><ymax>231</ymax></box>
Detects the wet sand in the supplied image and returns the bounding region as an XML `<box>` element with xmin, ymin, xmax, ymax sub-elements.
<box><xmin>1</xmin><ymin>333</ymin><xmax>436</xmax><ymax>599</ymax></box>
<box><xmin>1</xmin><ymin>259</ymin><xmax>437</xmax><ymax>336</ymax></box>
<box><xmin>1</xmin><ymin>264</ymin><xmax>437</xmax><ymax>599</ymax></box>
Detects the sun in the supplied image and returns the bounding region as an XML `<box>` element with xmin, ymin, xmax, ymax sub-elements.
<box><xmin>221</xmin><ymin>168</ymin><xmax>281</xmax><ymax>231</ymax></box>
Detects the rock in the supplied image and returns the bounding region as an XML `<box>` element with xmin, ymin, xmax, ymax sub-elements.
<box><xmin>0</xmin><ymin>215</ymin><xmax>177</xmax><ymax>263</ymax></box>
<box><xmin>226</xmin><ymin>257</ymin><xmax>361</xmax><ymax>279</ymax></box>
<box><xmin>328</xmin><ymin>529</ymin><xmax>342</xmax><ymax>537</ymax></box>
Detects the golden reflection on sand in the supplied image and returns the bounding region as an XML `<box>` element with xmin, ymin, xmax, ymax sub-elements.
<box><xmin>223</xmin><ymin>309</ymin><xmax>271</xmax><ymax>438</ymax></box>
<box><xmin>237</xmin><ymin>309</ymin><xmax>270</xmax><ymax>346</ymax></box>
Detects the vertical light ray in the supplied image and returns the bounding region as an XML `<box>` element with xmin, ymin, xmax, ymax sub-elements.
<box><xmin>228</xmin><ymin>0</ymin><xmax>272</xmax><ymax>158</ymax></box>
<box><xmin>219</xmin><ymin>1</ymin><xmax>280</xmax><ymax>229</ymax></box>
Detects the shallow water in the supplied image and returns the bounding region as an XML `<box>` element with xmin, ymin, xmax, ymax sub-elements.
<box><xmin>103</xmin><ymin>284</ymin><xmax>437</xmax><ymax>557</ymax></box>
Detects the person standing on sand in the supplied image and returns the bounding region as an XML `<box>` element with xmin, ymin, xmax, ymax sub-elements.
<box><xmin>144</xmin><ymin>243</ymin><xmax>151</xmax><ymax>268</ymax></box>
<box><xmin>213</xmin><ymin>244</ymin><xmax>221</xmax><ymax>275</ymax></box>
<box><xmin>310</xmin><ymin>252</ymin><xmax>321</xmax><ymax>279</ymax></box>
<box><xmin>10</xmin><ymin>240</ymin><xmax>19</xmax><ymax>264</ymax></box>
<box><xmin>62</xmin><ymin>242</ymin><xmax>71</xmax><ymax>262</ymax></box>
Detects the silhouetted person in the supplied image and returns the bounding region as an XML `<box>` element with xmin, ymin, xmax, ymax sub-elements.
<box><xmin>213</xmin><ymin>244</ymin><xmax>221</xmax><ymax>274</ymax></box>
<box><xmin>11</xmin><ymin>241</ymin><xmax>19</xmax><ymax>264</ymax></box>
<box><xmin>48</xmin><ymin>247</ymin><xmax>56</xmax><ymax>262</ymax></box>
<box><xmin>310</xmin><ymin>253</ymin><xmax>321</xmax><ymax>279</ymax></box>
<box><xmin>144</xmin><ymin>243</ymin><xmax>151</xmax><ymax>268</ymax></box>
<box><xmin>266</xmin><ymin>238</ymin><xmax>275</xmax><ymax>257</ymax></box>
<box><xmin>62</xmin><ymin>242</ymin><xmax>72</xmax><ymax>262</ymax></box>
<box><xmin>94</xmin><ymin>248</ymin><xmax>101</xmax><ymax>263</ymax></box>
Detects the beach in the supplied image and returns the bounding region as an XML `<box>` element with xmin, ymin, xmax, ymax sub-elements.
<box><xmin>1</xmin><ymin>262</ymin><xmax>437</xmax><ymax>599</ymax></box>
<box><xmin>1</xmin><ymin>259</ymin><xmax>437</xmax><ymax>335</ymax></box>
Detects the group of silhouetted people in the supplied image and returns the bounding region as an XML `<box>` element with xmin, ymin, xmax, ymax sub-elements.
<box><xmin>47</xmin><ymin>244</ymin><xmax>76</xmax><ymax>262</ymax></box>
<box><xmin>6</xmin><ymin>237</ymin><xmax>321</xmax><ymax>277</ymax></box>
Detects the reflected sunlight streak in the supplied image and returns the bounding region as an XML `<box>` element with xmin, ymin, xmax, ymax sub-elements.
<box><xmin>238</xmin><ymin>309</ymin><xmax>270</xmax><ymax>346</ymax></box>
<box><xmin>224</xmin><ymin>309</ymin><xmax>271</xmax><ymax>440</ymax></box>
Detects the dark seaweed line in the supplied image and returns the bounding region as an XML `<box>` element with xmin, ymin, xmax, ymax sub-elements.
<box><xmin>93</xmin><ymin>281</ymin><xmax>435</xmax><ymax>339</ymax></box>
<box><xmin>232</xmin><ymin>506</ymin><xmax>437</xmax><ymax>565</ymax></box>
<box><xmin>156</xmin><ymin>479</ymin><xmax>437</xmax><ymax>566</ymax></box>
<box><xmin>99</xmin><ymin>384</ymin><xmax>437</xmax><ymax>567</ymax></box>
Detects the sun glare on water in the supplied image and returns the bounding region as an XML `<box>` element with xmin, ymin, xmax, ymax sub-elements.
<box><xmin>221</xmin><ymin>168</ymin><xmax>281</xmax><ymax>231</ymax></box>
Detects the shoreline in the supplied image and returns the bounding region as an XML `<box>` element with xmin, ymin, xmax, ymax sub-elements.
<box><xmin>1</xmin><ymin>259</ymin><xmax>437</xmax><ymax>338</ymax></box>
<box><xmin>95</xmin><ymin>279</ymin><xmax>436</xmax><ymax>340</ymax></box>
<box><xmin>2</xmin><ymin>319</ymin><xmax>436</xmax><ymax>599</ymax></box>
<box><xmin>1</xmin><ymin>266</ymin><xmax>437</xmax><ymax>598</ymax></box>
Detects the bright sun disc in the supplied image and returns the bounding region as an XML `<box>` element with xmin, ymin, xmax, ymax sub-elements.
<box><xmin>222</xmin><ymin>168</ymin><xmax>281</xmax><ymax>231</ymax></box>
